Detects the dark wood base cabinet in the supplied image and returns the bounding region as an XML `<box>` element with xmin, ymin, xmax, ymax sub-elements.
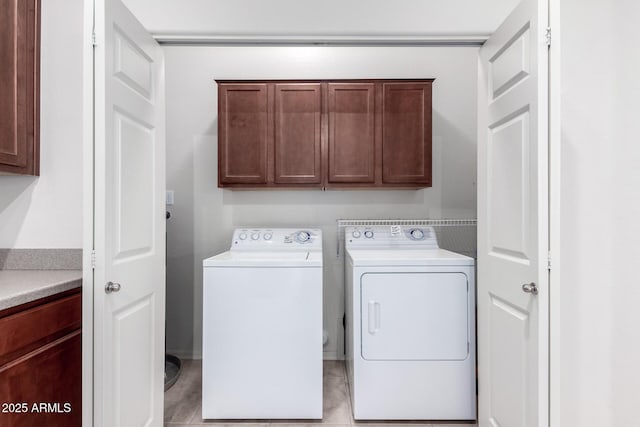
<box><xmin>0</xmin><ymin>289</ymin><xmax>81</xmax><ymax>427</ymax></box>
<box><xmin>217</xmin><ymin>80</ymin><xmax>433</xmax><ymax>190</ymax></box>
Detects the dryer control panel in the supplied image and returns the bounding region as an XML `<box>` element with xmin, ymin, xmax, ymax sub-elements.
<box><xmin>345</xmin><ymin>225</ymin><xmax>439</xmax><ymax>249</ymax></box>
<box><xmin>231</xmin><ymin>228</ymin><xmax>322</xmax><ymax>251</ymax></box>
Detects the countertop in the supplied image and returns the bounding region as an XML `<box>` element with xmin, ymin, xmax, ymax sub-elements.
<box><xmin>0</xmin><ymin>270</ymin><xmax>82</xmax><ymax>311</ymax></box>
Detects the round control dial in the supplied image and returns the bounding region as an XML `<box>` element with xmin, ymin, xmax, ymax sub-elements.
<box><xmin>263</xmin><ymin>232</ymin><xmax>273</xmax><ymax>240</ymax></box>
<box><xmin>352</xmin><ymin>230</ymin><xmax>361</xmax><ymax>238</ymax></box>
<box><xmin>409</xmin><ymin>228</ymin><xmax>425</xmax><ymax>240</ymax></box>
<box><xmin>296</xmin><ymin>231</ymin><xmax>311</xmax><ymax>243</ymax></box>
<box><xmin>238</xmin><ymin>232</ymin><xmax>247</xmax><ymax>240</ymax></box>
<box><xmin>251</xmin><ymin>232</ymin><xmax>260</xmax><ymax>240</ymax></box>
<box><xmin>364</xmin><ymin>230</ymin><xmax>374</xmax><ymax>239</ymax></box>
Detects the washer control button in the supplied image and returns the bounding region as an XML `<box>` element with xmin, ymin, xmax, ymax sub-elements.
<box><xmin>238</xmin><ymin>232</ymin><xmax>247</xmax><ymax>240</ymax></box>
<box><xmin>251</xmin><ymin>232</ymin><xmax>260</xmax><ymax>240</ymax></box>
<box><xmin>364</xmin><ymin>230</ymin><xmax>374</xmax><ymax>239</ymax></box>
<box><xmin>263</xmin><ymin>232</ymin><xmax>273</xmax><ymax>240</ymax></box>
<box><xmin>352</xmin><ymin>230</ymin><xmax>361</xmax><ymax>238</ymax></box>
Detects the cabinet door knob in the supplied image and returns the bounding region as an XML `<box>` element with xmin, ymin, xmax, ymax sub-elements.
<box><xmin>521</xmin><ymin>282</ymin><xmax>538</xmax><ymax>295</ymax></box>
<box><xmin>105</xmin><ymin>281</ymin><xmax>121</xmax><ymax>294</ymax></box>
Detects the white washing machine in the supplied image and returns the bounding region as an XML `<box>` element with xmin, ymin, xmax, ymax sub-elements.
<box><xmin>345</xmin><ymin>225</ymin><xmax>476</xmax><ymax>420</ymax></box>
<box><xmin>202</xmin><ymin>228</ymin><xmax>323</xmax><ymax>419</ymax></box>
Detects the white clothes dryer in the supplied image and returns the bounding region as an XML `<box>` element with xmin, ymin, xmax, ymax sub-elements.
<box><xmin>345</xmin><ymin>225</ymin><xmax>476</xmax><ymax>420</ymax></box>
<box><xmin>202</xmin><ymin>228</ymin><xmax>323</xmax><ymax>419</ymax></box>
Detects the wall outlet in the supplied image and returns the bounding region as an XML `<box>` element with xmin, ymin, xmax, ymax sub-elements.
<box><xmin>166</xmin><ymin>190</ymin><xmax>174</xmax><ymax>205</ymax></box>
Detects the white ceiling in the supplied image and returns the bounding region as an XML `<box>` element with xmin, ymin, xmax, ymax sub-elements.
<box><xmin>122</xmin><ymin>0</ymin><xmax>520</xmax><ymax>41</ymax></box>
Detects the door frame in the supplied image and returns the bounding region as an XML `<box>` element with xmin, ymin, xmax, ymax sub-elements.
<box><xmin>81</xmin><ymin>0</ymin><xmax>95</xmax><ymax>425</ymax></box>
<box><xmin>79</xmin><ymin>0</ymin><xmax>564</xmax><ymax>425</ymax></box>
<box><xmin>548</xmin><ymin>0</ymin><xmax>562</xmax><ymax>425</ymax></box>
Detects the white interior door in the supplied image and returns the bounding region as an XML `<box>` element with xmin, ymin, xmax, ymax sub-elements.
<box><xmin>93</xmin><ymin>0</ymin><xmax>166</xmax><ymax>425</ymax></box>
<box><xmin>477</xmin><ymin>0</ymin><xmax>549</xmax><ymax>425</ymax></box>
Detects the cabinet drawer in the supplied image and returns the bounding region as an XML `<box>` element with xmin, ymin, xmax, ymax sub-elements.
<box><xmin>0</xmin><ymin>292</ymin><xmax>81</xmax><ymax>366</ymax></box>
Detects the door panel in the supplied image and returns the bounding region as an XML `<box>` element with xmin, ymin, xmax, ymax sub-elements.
<box><xmin>489</xmin><ymin>296</ymin><xmax>529</xmax><ymax>427</ymax></box>
<box><xmin>218</xmin><ymin>84</ymin><xmax>269</xmax><ymax>184</ymax></box>
<box><xmin>491</xmin><ymin>26</ymin><xmax>531</xmax><ymax>98</ymax></box>
<box><xmin>360</xmin><ymin>272</ymin><xmax>468</xmax><ymax>361</ymax></box>
<box><xmin>274</xmin><ymin>83</ymin><xmax>321</xmax><ymax>184</ymax></box>
<box><xmin>113</xmin><ymin>296</ymin><xmax>154</xmax><ymax>425</ymax></box>
<box><xmin>328</xmin><ymin>83</ymin><xmax>375</xmax><ymax>183</ymax></box>
<box><xmin>94</xmin><ymin>0</ymin><xmax>165</xmax><ymax>425</ymax></box>
<box><xmin>488</xmin><ymin>110</ymin><xmax>530</xmax><ymax>261</ymax></box>
<box><xmin>382</xmin><ymin>82</ymin><xmax>432</xmax><ymax>184</ymax></box>
<box><xmin>477</xmin><ymin>0</ymin><xmax>549</xmax><ymax>426</ymax></box>
<box><xmin>114</xmin><ymin>111</ymin><xmax>154</xmax><ymax>258</ymax></box>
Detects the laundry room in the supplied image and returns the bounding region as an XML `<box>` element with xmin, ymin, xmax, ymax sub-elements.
<box><xmin>160</xmin><ymin>33</ymin><xmax>481</xmax><ymax>427</ymax></box>
<box><xmin>1</xmin><ymin>0</ymin><xmax>639</xmax><ymax>426</ymax></box>
<box><xmin>162</xmin><ymin>44</ymin><xmax>478</xmax><ymax>361</ymax></box>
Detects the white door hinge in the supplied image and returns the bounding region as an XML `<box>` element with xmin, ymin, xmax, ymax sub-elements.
<box><xmin>91</xmin><ymin>250</ymin><xmax>96</xmax><ymax>269</ymax></box>
<box><xmin>91</xmin><ymin>31</ymin><xmax>97</xmax><ymax>47</ymax></box>
<box><xmin>547</xmin><ymin>252</ymin><xmax>552</xmax><ymax>271</ymax></box>
<box><xmin>545</xmin><ymin>27</ymin><xmax>551</xmax><ymax>47</ymax></box>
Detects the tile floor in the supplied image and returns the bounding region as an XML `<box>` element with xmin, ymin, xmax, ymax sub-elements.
<box><xmin>164</xmin><ymin>360</ymin><xmax>476</xmax><ymax>427</ymax></box>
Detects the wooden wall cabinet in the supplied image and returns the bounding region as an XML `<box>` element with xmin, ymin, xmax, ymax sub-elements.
<box><xmin>382</xmin><ymin>82</ymin><xmax>432</xmax><ymax>185</ymax></box>
<box><xmin>0</xmin><ymin>289</ymin><xmax>81</xmax><ymax>426</ymax></box>
<box><xmin>218</xmin><ymin>84</ymin><xmax>270</xmax><ymax>185</ymax></box>
<box><xmin>217</xmin><ymin>79</ymin><xmax>433</xmax><ymax>189</ymax></box>
<box><xmin>327</xmin><ymin>83</ymin><xmax>376</xmax><ymax>184</ymax></box>
<box><xmin>274</xmin><ymin>84</ymin><xmax>322</xmax><ymax>184</ymax></box>
<box><xmin>0</xmin><ymin>0</ymin><xmax>40</xmax><ymax>176</ymax></box>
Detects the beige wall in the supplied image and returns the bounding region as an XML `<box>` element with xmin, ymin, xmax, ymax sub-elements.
<box><xmin>163</xmin><ymin>45</ymin><xmax>479</xmax><ymax>358</ymax></box>
<box><xmin>0</xmin><ymin>0</ymin><xmax>83</xmax><ymax>249</ymax></box>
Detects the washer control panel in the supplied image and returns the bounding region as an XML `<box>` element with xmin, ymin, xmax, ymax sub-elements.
<box><xmin>232</xmin><ymin>228</ymin><xmax>322</xmax><ymax>250</ymax></box>
<box><xmin>345</xmin><ymin>225</ymin><xmax>438</xmax><ymax>248</ymax></box>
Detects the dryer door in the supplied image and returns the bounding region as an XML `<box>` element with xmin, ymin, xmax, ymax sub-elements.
<box><xmin>361</xmin><ymin>272</ymin><xmax>469</xmax><ymax>361</ymax></box>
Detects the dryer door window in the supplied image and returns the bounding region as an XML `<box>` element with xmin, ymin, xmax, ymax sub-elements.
<box><xmin>360</xmin><ymin>272</ymin><xmax>469</xmax><ymax>361</ymax></box>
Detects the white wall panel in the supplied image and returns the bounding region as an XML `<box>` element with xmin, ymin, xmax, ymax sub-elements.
<box><xmin>558</xmin><ymin>0</ymin><xmax>640</xmax><ymax>425</ymax></box>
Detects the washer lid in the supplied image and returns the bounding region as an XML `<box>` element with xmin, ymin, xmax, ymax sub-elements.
<box><xmin>347</xmin><ymin>248</ymin><xmax>474</xmax><ymax>267</ymax></box>
<box><xmin>203</xmin><ymin>250</ymin><xmax>322</xmax><ymax>267</ymax></box>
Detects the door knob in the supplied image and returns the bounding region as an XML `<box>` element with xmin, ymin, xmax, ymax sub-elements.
<box><xmin>522</xmin><ymin>282</ymin><xmax>538</xmax><ymax>295</ymax></box>
<box><xmin>105</xmin><ymin>281</ymin><xmax>121</xmax><ymax>294</ymax></box>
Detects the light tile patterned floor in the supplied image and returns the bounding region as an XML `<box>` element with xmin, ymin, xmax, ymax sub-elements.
<box><xmin>164</xmin><ymin>360</ymin><xmax>476</xmax><ymax>427</ymax></box>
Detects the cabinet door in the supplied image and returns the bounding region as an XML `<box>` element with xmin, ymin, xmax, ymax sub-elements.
<box><xmin>328</xmin><ymin>83</ymin><xmax>375</xmax><ymax>183</ymax></box>
<box><xmin>0</xmin><ymin>0</ymin><xmax>40</xmax><ymax>175</ymax></box>
<box><xmin>0</xmin><ymin>331</ymin><xmax>81</xmax><ymax>426</ymax></box>
<box><xmin>382</xmin><ymin>82</ymin><xmax>432</xmax><ymax>185</ymax></box>
<box><xmin>274</xmin><ymin>84</ymin><xmax>322</xmax><ymax>185</ymax></box>
<box><xmin>218</xmin><ymin>84</ymin><xmax>269</xmax><ymax>185</ymax></box>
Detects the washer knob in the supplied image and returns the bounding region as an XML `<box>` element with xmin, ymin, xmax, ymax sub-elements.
<box><xmin>352</xmin><ymin>230</ymin><xmax>361</xmax><ymax>238</ymax></box>
<box><xmin>296</xmin><ymin>231</ymin><xmax>311</xmax><ymax>243</ymax></box>
<box><xmin>263</xmin><ymin>232</ymin><xmax>273</xmax><ymax>240</ymax></box>
<box><xmin>251</xmin><ymin>232</ymin><xmax>260</xmax><ymax>240</ymax></box>
<box><xmin>364</xmin><ymin>230</ymin><xmax>374</xmax><ymax>239</ymax></box>
<box><xmin>410</xmin><ymin>228</ymin><xmax>425</xmax><ymax>240</ymax></box>
<box><xmin>238</xmin><ymin>232</ymin><xmax>247</xmax><ymax>240</ymax></box>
